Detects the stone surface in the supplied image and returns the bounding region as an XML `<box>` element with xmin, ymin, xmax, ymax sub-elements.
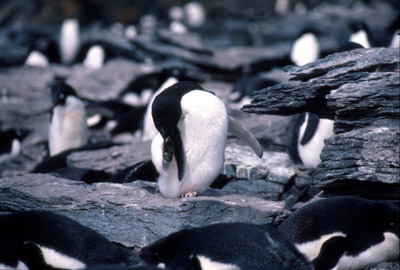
<box><xmin>243</xmin><ymin>47</ymin><xmax>400</xmax><ymax>200</ymax></box>
<box><xmin>244</xmin><ymin>48</ymin><xmax>399</xmax><ymax>120</ymax></box>
<box><xmin>0</xmin><ymin>174</ymin><xmax>289</xmax><ymax>249</ymax></box>
<box><xmin>67</xmin><ymin>141</ymin><xmax>152</xmax><ymax>173</ymax></box>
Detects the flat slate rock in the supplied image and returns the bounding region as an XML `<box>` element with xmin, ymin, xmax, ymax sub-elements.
<box><xmin>223</xmin><ymin>142</ymin><xmax>296</xmax><ymax>200</ymax></box>
<box><xmin>243</xmin><ymin>48</ymin><xmax>399</xmax><ymax>121</ymax></box>
<box><xmin>67</xmin><ymin>141</ymin><xmax>152</xmax><ymax>173</ymax></box>
<box><xmin>0</xmin><ymin>173</ymin><xmax>289</xmax><ymax>248</ymax></box>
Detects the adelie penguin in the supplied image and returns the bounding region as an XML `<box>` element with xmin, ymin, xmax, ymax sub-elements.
<box><xmin>59</xmin><ymin>18</ymin><xmax>81</xmax><ymax>65</ymax></box>
<box><xmin>48</xmin><ymin>79</ymin><xmax>88</xmax><ymax>156</ymax></box>
<box><xmin>289</xmin><ymin>43</ymin><xmax>364</xmax><ymax>168</ymax></box>
<box><xmin>140</xmin><ymin>222</ymin><xmax>313</xmax><ymax>270</ymax></box>
<box><xmin>290</xmin><ymin>112</ymin><xmax>334</xmax><ymax>168</ymax></box>
<box><xmin>151</xmin><ymin>81</ymin><xmax>263</xmax><ymax>198</ymax></box>
<box><xmin>0</xmin><ymin>210</ymin><xmax>139</xmax><ymax>270</ymax></box>
<box><xmin>290</xmin><ymin>28</ymin><xmax>320</xmax><ymax>66</ymax></box>
<box><xmin>278</xmin><ymin>196</ymin><xmax>399</xmax><ymax>270</ymax></box>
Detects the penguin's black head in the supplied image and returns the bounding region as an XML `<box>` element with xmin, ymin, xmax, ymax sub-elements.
<box><xmin>151</xmin><ymin>81</ymin><xmax>204</xmax><ymax>181</ymax></box>
<box><xmin>377</xmin><ymin>201</ymin><xmax>400</xmax><ymax>236</ymax></box>
<box><xmin>50</xmin><ymin>80</ymin><xmax>78</xmax><ymax>106</ymax></box>
<box><xmin>140</xmin><ymin>229</ymin><xmax>190</xmax><ymax>267</ymax></box>
<box><xmin>348</xmin><ymin>21</ymin><xmax>369</xmax><ymax>33</ymax></box>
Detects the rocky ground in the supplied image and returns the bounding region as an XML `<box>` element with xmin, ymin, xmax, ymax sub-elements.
<box><xmin>0</xmin><ymin>0</ymin><xmax>399</xmax><ymax>269</ymax></box>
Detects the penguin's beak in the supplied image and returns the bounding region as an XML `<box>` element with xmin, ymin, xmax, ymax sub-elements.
<box><xmin>160</xmin><ymin>127</ymin><xmax>185</xmax><ymax>181</ymax></box>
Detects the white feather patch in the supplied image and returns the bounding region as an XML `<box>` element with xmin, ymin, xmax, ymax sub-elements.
<box><xmin>332</xmin><ymin>232</ymin><xmax>399</xmax><ymax>270</ymax></box>
<box><xmin>196</xmin><ymin>255</ymin><xmax>241</xmax><ymax>270</ymax></box>
<box><xmin>295</xmin><ymin>232</ymin><xmax>347</xmax><ymax>261</ymax></box>
<box><xmin>290</xmin><ymin>33</ymin><xmax>319</xmax><ymax>66</ymax></box>
<box><xmin>39</xmin><ymin>245</ymin><xmax>86</xmax><ymax>269</ymax></box>
<box><xmin>25</xmin><ymin>51</ymin><xmax>49</xmax><ymax>68</ymax></box>
<box><xmin>349</xmin><ymin>30</ymin><xmax>371</xmax><ymax>48</ymax></box>
<box><xmin>298</xmin><ymin>115</ymin><xmax>334</xmax><ymax>168</ymax></box>
<box><xmin>0</xmin><ymin>261</ymin><xmax>28</xmax><ymax>270</ymax></box>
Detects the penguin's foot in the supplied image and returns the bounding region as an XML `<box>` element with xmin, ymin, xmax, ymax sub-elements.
<box><xmin>181</xmin><ymin>191</ymin><xmax>198</xmax><ymax>198</ymax></box>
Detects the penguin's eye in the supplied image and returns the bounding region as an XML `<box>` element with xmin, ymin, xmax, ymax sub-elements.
<box><xmin>59</xmin><ymin>93</ymin><xmax>65</xmax><ymax>100</ymax></box>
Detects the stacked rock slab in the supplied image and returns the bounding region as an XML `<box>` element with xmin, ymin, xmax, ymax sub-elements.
<box><xmin>243</xmin><ymin>48</ymin><xmax>399</xmax><ymax>200</ymax></box>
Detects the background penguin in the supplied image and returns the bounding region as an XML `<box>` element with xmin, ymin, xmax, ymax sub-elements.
<box><xmin>82</xmin><ymin>45</ymin><xmax>105</xmax><ymax>70</ymax></box>
<box><xmin>24</xmin><ymin>38</ymin><xmax>60</xmax><ymax>68</ymax></box>
<box><xmin>150</xmin><ymin>81</ymin><xmax>262</xmax><ymax>198</ymax></box>
<box><xmin>140</xmin><ymin>66</ymin><xmax>201</xmax><ymax>141</ymax></box>
<box><xmin>0</xmin><ymin>210</ymin><xmax>139</xmax><ymax>270</ymax></box>
<box><xmin>140</xmin><ymin>222</ymin><xmax>314</xmax><ymax>270</ymax></box>
<box><xmin>290</xmin><ymin>28</ymin><xmax>320</xmax><ymax>66</ymax></box>
<box><xmin>278</xmin><ymin>196</ymin><xmax>399</xmax><ymax>270</ymax></box>
<box><xmin>59</xmin><ymin>18</ymin><xmax>80</xmax><ymax>65</ymax></box>
<box><xmin>49</xmin><ymin>79</ymin><xmax>88</xmax><ymax>156</ymax></box>
<box><xmin>289</xmin><ymin>42</ymin><xmax>364</xmax><ymax>168</ymax></box>
<box><xmin>348</xmin><ymin>21</ymin><xmax>372</xmax><ymax>48</ymax></box>
<box><xmin>0</xmin><ymin>128</ymin><xmax>30</xmax><ymax>157</ymax></box>
<box><xmin>290</xmin><ymin>112</ymin><xmax>334</xmax><ymax>168</ymax></box>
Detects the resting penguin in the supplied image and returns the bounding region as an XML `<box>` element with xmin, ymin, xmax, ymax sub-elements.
<box><xmin>48</xmin><ymin>80</ymin><xmax>88</xmax><ymax>156</ymax></box>
<box><xmin>140</xmin><ymin>222</ymin><xmax>314</xmax><ymax>270</ymax></box>
<box><xmin>278</xmin><ymin>196</ymin><xmax>399</xmax><ymax>270</ymax></box>
<box><xmin>0</xmin><ymin>210</ymin><xmax>139</xmax><ymax>270</ymax></box>
<box><xmin>151</xmin><ymin>81</ymin><xmax>263</xmax><ymax>198</ymax></box>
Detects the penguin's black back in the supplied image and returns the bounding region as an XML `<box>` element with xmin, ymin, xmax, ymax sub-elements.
<box><xmin>0</xmin><ymin>211</ymin><xmax>138</xmax><ymax>267</ymax></box>
<box><xmin>151</xmin><ymin>81</ymin><xmax>207</xmax><ymax>131</ymax></box>
<box><xmin>140</xmin><ymin>222</ymin><xmax>313</xmax><ymax>270</ymax></box>
<box><xmin>278</xmin><ymin>196</ymin><xmax>399</xmax><ymax>246</ymax></box>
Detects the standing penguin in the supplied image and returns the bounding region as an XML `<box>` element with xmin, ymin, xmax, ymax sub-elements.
<box><xmin>290</xmin><ymin>28</ymin><xmax>320</xmax><ymax>66</ymax></box>
<box><xmin>59</xmin><ymin>18</ymin><xmax>80</xmax><ymax>65</ymax></box>
<box><xmin>49</xmin><ymin>80</ymin><xmax>88</xmax><ymax>156</ymax></box>
<box><xmin>151</xmin><ymin>81</ymin><xmax>262</xmax><ymax>198</ymax></box>
<box><xmin>0</xmin><ymin>210</ymin><xmax>139</xmax><ymax>269</ymax></box>
<box><xmin>278</xmin><ymin>196</ymin><xmax>399</xmax><ymax>270</ymax></box>
<box><xmin>290</xmin><ymin>112</ymin><xmax>334</xmax><ymax>168</ymax></box>
<box><xmin>348</xmin><ymin>21</ymin><xmax>372</xmax><ymax>48</ymax></box>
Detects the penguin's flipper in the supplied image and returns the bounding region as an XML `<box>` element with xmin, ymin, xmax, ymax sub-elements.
<box><xmin>300</xmin><ymin>112</ymin><xmax>320</xmax><ymax>145</ymax></box>
<box><xmin>228</xmin><ymin>115</ymin><xmax>263</xmax><ymax>158</ymax></box>
<box><xmin>172</xmin><ymin>127</ymin><xmax>186</xmax><ymax>181</ymax></box>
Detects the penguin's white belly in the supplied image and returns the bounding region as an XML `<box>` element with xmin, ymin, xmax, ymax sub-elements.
<box><xmin>49</xmin><ymin>97</ymin><xmax>87</xmax><ymax>156</ymax></box>
<box><xmin>25</xmin><ymin>51</ymin><xmax>49</xmax><ymax>67</ymax></box>
<box><xmin>152</xmin><ymin>90</ymin><xmax>228</xmax><ymax>198</ymax></box>
<box><xmin>349</xmin><ymin>30</ymin><xmax>371</xmax><ymax>48</ymax></box>
<box><xmin>332</xmin><ymin>232</ymin><xmax>399</xmax><ymax>270</ymax></box>
<box><xmin>298</xmin><ymin>117</ymin><xmax>333</xmax><ymax>168</ymax></box>
<box><xmin>291</xmin><ymin>33</ymin><xmax>319</xmax><ymax>66</ymax></box>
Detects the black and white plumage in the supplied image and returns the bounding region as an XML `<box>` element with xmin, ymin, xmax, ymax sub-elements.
<box><xmin>0</xmin><ymin>128</ymin><xmax>30</xmax><ymax>156</ymax></box>
<box><xmin>0</xmin><ymin>211</ymin><xmax>138</xmax><ymax>270</ymax></box>
<box><xmin>49</xmin><ymin>80</ymin><xmax>88</xmax><ymax>156</ymax></box>
<box><xmin>59</xmin><ymin>18</ymin><xmax>80</xmax><ymax>65</ymax></box>
<box><xmin>290</xmin><ymin>112</ymin><xmax>334</xmax><ymax>168</ymax></box>
<box><xmin>278</xmin><ymin>196</ymin><xmax>399</xmax><ymax>270</ymax></box>
<box><xmin>348</xmin><ymin>21</ymin><xmax>372</xmax><ymax>48</ymax></box>
<box><xmin>151</xmin><ymin>81</ymin><xmax>262</xmax><ymax>198</ymax></box>
<box><xmin>290</xmin><ymin>29</ymin><xmax>320</xmax><ymax>66</ymax></box>
<box><xmin>140</xmin><ymin>222</ymin><xmax>314</xmax><ymax>270</ymax></box>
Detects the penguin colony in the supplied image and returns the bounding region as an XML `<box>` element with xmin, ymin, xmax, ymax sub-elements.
<box><xmin>0</xmin><ymin>1</ymin><xmax>399</xmax><ymax>270</ymax></box>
